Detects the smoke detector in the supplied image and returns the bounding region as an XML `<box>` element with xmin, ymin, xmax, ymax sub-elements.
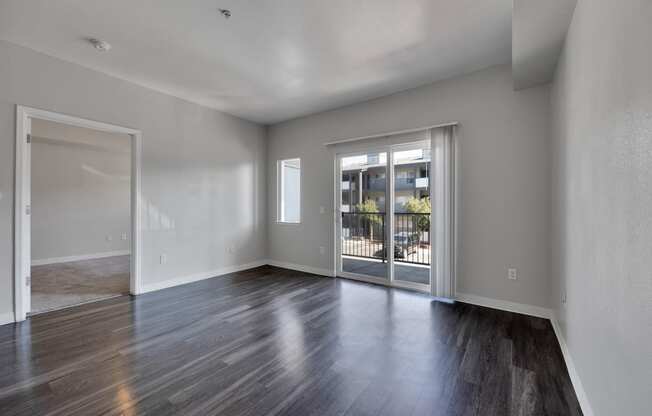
<box><xmin>88</xmin><ymin>38</ymin><xmax>112</xmax><ymax>52</ymax></box>
<box><xmin>218</xmin><ymin>8</ymin><xmax>231</xmax><ymax>19</ymax></box>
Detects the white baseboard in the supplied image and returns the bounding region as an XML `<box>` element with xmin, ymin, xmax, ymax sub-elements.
<box><xmin>140</xmin><ymin>259</ymin><xmax>268</xmax><ymax>294</ymax></box>
<box><xmin>455</xmin><ymin>292</ymin><xmax>552</xmax><ymax>319</ymax></box>
<box><xmin>0</xmin><ymin>312</ymin><xmax>15</xmax><ymax>326</ymax></box>
<box><xmin>550</xmin><ymin>315</ymin><xmax>595</xmax><ymax>416</ymax></box>
<box><xmin>32</xmin><ymin>250</ymin><xmax>131</xmax><ymax>266</ymax></box>
<box><xmin>261</xmin><ymin>263</ymin><xmax>549</xmax><ymax>320</ymax></box>
<box><xmin>266</xmin><ymin>259</ymin><xmax>334</xmax><ymax>277</ymax></box>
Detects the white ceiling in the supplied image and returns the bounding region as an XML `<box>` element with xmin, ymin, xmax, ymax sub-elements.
<box><xmin>0</xmin><ymin>0</ymin><xmax>512</xmax><ymax>124</ymax></box>
<box><xmin>512</xmin><ymin>0</ymin><xmax>577</xmax><ymax>90</ymax></box>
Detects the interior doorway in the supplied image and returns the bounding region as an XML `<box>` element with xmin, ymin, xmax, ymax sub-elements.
<box><xmin>14</xmin><ymin>106</ymin><xmax>142</xmax><ymax>320</ymax></box>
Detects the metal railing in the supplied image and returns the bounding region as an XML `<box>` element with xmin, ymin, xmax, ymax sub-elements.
<box><xmin>341</xmin><ymin>212</ymin><xmax>431</xmax><ymax>265</ymax></box>
<box><xmin>341</xmin><ymin>212</ymin><xmax>386</xmax><ymax>260</ymax></box>
<box><xmin>394</xmin><ymin>213</ymin><xmax>430</xmax><ymax>265</ymax></box>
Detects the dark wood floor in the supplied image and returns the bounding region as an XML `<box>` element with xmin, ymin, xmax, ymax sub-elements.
<box><xmin>0</xmin><ymin>266</ymin><xmax>582</xmax><ymax>415</ymax></box>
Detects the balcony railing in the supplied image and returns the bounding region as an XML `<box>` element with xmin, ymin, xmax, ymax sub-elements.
<box><xmin>341</xmin><ymin>212</ymin><xmax>431</xmax><ymax>265</ymax></box>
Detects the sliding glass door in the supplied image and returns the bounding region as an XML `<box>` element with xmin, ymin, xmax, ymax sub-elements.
<box><xmin>336</xmin><ymin>141</ymin><xmax>432</xmax><ymax>292</ymax></box>
<box><xmin>339</xmin><ymin>151</ymin><xmax>388</xmax><ymax>281</ymax></box>
<box><xmin>392</xmin><ymin>145</ymin><xmax>431</xmax><ymax>288</ymax></box>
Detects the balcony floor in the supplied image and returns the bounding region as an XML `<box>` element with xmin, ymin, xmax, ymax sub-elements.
<box><xmin>342</xmin><ymin>256</ymin><xmax>430</xmax><ymax>285</ymax></box>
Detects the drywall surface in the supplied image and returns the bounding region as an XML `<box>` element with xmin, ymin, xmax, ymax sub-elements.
<box><xmin>268</xmin><ymin>64</ymin><xmax>552</xmax><ymax>308</ymax></box>
<box><xmin>550</xmin><ymin>1</ymin><xmax>652</xmax><ymax>414</ymax></box>
<box><xmin>31</xmin><ymin>119</ymin><xmax>131</xmax><ymax>262</ymax></box>
<box><xmin>0</xmin><ymin>41</ymin><xmax>267</xmax><ymax>319</ymax></box>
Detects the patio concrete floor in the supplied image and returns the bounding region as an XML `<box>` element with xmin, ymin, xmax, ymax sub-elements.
<box><xmin>342</xmin><ymin>256</ymin><xmax>430</xmax><ymax>285</ymax></box>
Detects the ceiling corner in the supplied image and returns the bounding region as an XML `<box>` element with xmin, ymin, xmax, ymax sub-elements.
<box><xmin>512</xmin><ymin>0</ymin><xmax>577</xmax><ymax>90</ymax></box>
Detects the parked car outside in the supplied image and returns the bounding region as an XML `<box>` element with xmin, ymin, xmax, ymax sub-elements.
<box><xmin>394</xmin><ymin>232</ymin><xmax>419</xmax><ymax>258</ymax></box>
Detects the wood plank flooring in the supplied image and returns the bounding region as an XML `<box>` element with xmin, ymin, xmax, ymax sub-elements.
<box><xmin>0</xmin><ymin>266</ymin><xmax>582</xmax><ymax>415</ymax></box>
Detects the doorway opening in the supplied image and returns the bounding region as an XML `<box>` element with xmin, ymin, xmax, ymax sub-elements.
<box><xmin>14</xmin><ymin>106</ymin><xmax>142</xmax><ymax>320</ymax></box>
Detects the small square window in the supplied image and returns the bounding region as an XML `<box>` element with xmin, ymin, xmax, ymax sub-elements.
<box><xmin>277</xmin><ymin>158</ymin><xmax>301</xmax><ymax>223</ymax></box>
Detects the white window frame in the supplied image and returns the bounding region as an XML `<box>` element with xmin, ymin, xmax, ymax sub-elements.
<box><xmin>277</xmin><ymin>158</ymin><xmax>301</xmax><ymax>224</ymax></box>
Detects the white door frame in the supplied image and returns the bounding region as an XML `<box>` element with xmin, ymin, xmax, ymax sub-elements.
<box><xmin>334</xmin><ymin>138</ymin><xmax>434</xmax><ymax>294</ymax></box>
<box><xmin>14</xmin><ymin>105</ymin><xmax>143</xmax><ymax>321</ymax></box>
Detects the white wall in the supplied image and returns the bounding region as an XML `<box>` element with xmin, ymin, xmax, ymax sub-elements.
<box><xmin>550</xmin><ymin>1</ymin><xmax>652</xmax><ymax>414</ymax></box>
<box><xmin>0</xmin><ymin>41</ymin><xmax>267</xmax><ymax>319</ymax></box>
<box><xmin>267</xmin><ymin>64</ymin><xmax>552</xmax><ymax>308</ymax></box>
<box><xmin>31</xmin><ymin>119</ymin><xmax>131</xmax><ymax>262</ymax></box>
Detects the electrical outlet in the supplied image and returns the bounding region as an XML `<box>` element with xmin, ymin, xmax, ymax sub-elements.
<box><xmin>508</xmin><ymin>267</ymin><xmax>517</xmax><ymax>280</ymax></box>
<box><xmin>160</xmin><ymin>254</ymin><xmax>167</xmax><ymax>265</ymax></box>
<box><xmin>121</xmin><ymin>233</ymin><xmax>128</xmax><ymax>241</ymax></box>
<box><xmin>561</xmin><ymin>291</ymin><xmax>567</xmax><ymax>305</ymax></box>
<box><xmin>226</xmin><ymin>246</ymin><xmax>236</xmax><ymax>254</ymax></box>
<box><xmin>319</xmin><ymin>206</ymin><xmax>326</xmax><ymax>214</ymax></box>
<box><xmin>319</xmin><ymin>246</ymin><xmax>326</xmax><ymax>255</ymax></box>
<box><xmin>106</xmin><ymin>235</ymin><xmax>113</xmax><ymax>242</ymax></box>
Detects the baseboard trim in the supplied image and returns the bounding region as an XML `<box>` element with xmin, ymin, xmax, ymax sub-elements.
<box><xmin>550</xmin><ymin>315</ymin><xmax>595</xmax><ymax>416</ymax></box>
<box><xmin>140</xmin><ymin>259</ymin><xmax>268</xmax><ymax>294</ymax></box>
<box><xmin>31</xmin><ymin>250</ymin><xmax>131</xmax><ymax>266</ymax></box>
<box><xmin>455</xmin><ymin>292</ymin><xmax>552</xmax><ymax>319</ymax></box>
<box><xmin>266</xmin><ymin>259</ymin><xmax>334</xmax><ymax>278</ymax></box>
<box><xmin>0</xmin><ymin>312</ymin><xmax>15</xmax><ymax>326</ymax></box>
<box><xmin>261</xmin><ymin>263</ymin><xmax>551</xmax><ymax>320</ymax></box>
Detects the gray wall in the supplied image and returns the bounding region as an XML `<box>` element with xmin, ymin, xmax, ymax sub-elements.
<box><xmin>0</xmin><ymin>41</ymin><xmax>267</xmax><ymax>318</ymax></box>
<box><xmin>31</xmin><ymin>119</ymin><xmax>131</xmax><ymax>262</ymax></box>
<box><xmin>267</xmin><ymin>64</ymin><xmax>552</xmax><ymax>308</ymax></box>
<box><xmin>550</xmin><ymin>1</ymin><xmax>652</xmax><ymax>414</ymax></box>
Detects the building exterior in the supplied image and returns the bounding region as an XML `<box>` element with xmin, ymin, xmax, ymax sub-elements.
<box><xmin>341</xmin><ymin>150</ymin><xmax>430</xmax><ymax>213</ymax></box>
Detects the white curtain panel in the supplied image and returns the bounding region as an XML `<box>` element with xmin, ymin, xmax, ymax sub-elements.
<box><xmin>431</xmin><ymin>125</ymin><xmax>457</xmax><ymax>299</ymax></box>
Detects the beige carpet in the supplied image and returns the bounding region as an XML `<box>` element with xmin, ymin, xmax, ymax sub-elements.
<box><xmin>31</xmin><ymin>255</ymin><xmax>130</xmax><ymax>314</ymax></box>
